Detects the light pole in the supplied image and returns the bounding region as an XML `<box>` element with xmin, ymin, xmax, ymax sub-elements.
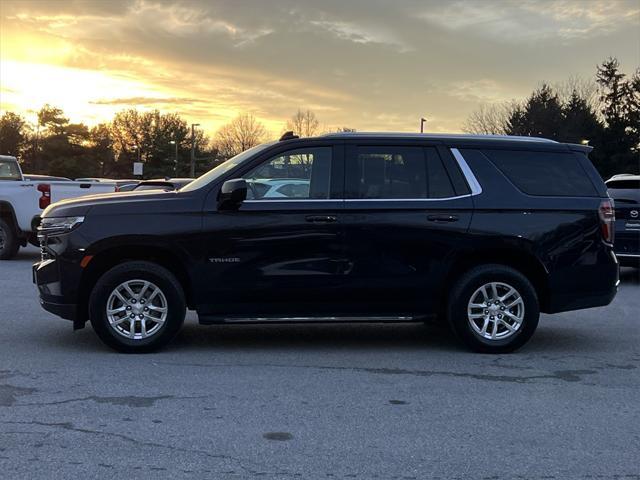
<box><xmin>169</xmin><ymin>139</ymin><xmax>178</xmax><ymax>175</ymax></box>
<box><xmin>190</xmin><ymin>123</ymin><xmax>200</xmax><ymax>178</ymax></box>
<box><xmin>420</xmin><ymin>117</ymin><xmax>427</xmax><ymax>133</ymax></box>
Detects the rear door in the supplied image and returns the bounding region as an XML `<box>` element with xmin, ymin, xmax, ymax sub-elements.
<box><xmin>340</xmin><ymin>142</ymin><xmax>474</xmax><ymax>315</ymax></box>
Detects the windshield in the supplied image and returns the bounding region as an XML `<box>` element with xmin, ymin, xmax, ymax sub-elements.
<box><xmin>0</xmin><ymin>158</ymin><xmax>21</xmax><ymax>181</ymax></box>
<box><xmin>180</xmin><ymin>142</ymin><xmax>276</xmax><ymax>192</ymax></box>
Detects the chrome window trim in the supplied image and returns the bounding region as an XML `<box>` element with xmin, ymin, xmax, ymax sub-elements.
<box><xmin>616</xmin><ymin>253</ymin><xmax>640</xmax><ymax>258</ymax></box>
<box><xmin>450</xmin><ymin>148</ymin><xmax>483</xmax><ymax>196</ymax></box>
<box><xmin>243</xmin><ymin>147</ymin><xmax>483</xmax><ymax>202</ymax></box>
<box><xmin>344</xmin><ymin>196</ymin><xmax>470</xmax><ymax>202</ymax></box>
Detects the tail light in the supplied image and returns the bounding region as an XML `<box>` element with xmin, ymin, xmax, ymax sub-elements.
<box><xmin>37</xmin><ymin>183</ymin><xmax>51</xmax><ymax>210</ymax></box>
<box><xmin>598</xmin><ymin>198</ymin><xmax>615</xmax><ymax>245</ymax></box>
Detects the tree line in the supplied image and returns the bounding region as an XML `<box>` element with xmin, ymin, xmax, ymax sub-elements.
<box><xmin>2</xmin><ymin>57</ymin><xmax>637</xmax><ymax>180</ymax></box>
<box><xmin>0</xmin><ymin>105</ymin><xmax>346</xmax><ymax>179</ymax></box>
<box><xmin>464</xmin><ymin>57</ymin><xmax>639</xmax><ymax>178</ymax></box>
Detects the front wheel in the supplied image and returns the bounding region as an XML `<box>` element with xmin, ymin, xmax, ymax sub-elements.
<box><xmin>447</xmin><ymin>264</ymin><xmax>539</xmax><ymax>353</ymax></box>
<box><xmin>89</xmin><ymin>261</ymin><xmax>186</xmax><ymax>353</ymax></box>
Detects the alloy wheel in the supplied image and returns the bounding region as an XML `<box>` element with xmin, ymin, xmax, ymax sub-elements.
<box><xmin>106</xmin><ymin>280</ymin><xmax>168</xmax><ymax>340</ymax></box>
<box><xmin>467</xmin><ymin>282</ymin><xmax>525</xmax><ymax>341</ymax></box>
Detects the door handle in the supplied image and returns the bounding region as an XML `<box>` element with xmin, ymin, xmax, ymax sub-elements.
<box><xmin>305</xmin><ymin>215</ymin><xmax>337</xmax><ymax>223</ymax></box>
<box><xmin>427</xmin><ymin>214</ymin><xmax>459</xmax><ymax>223</ymax></box>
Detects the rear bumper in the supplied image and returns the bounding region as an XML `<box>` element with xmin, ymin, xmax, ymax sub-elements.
<box><xmin>545</xmin><ymin>250</ymin><xmax>619</xmax><ymax>314</ymax></box>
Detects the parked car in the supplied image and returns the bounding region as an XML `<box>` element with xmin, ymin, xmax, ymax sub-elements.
<box><xmin>33</xmin><ymin>133</ymin><xmax>618</xmax><ymax>353</ymax></box>
<box><xmin>24</xmin><ymin>174</ymin><xmax>72</xmax><ymax>182</ymax></box>
<box><xmin>75</xmin><ymin>177</ymin><xmax>114</xmax><ymax>183</ymax></box>
<box><xmin>132</xmin><ymin>178</ymin><xmax>195</xmax><ymax>192</ymax></box>
<box><xmin>115</xmin><ymin>182</ymin><xmax>140</xmax><ymax>192</ymax></box>
<box><xmin>0</xmin><ymin>155</ymin><xmax>117</xmax><ymax>259</ymax></box>
<box><xmin>246</xmin><ymin>179</ymin><xmax>310</xmax><ymax>199</ymax></box>
<box><xmin>606</xmin><ymin>174</ymin><xmax>640</xmax><ymax>268</ymax></box>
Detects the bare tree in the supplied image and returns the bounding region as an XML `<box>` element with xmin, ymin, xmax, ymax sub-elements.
<box><xmin>215</xmin><ymin>113</ymin><xmax>267</xmax><ymax>159</ymax></box>
<box><xmin>462</xmin><ymin>102</ymin><xmax>518</xmax><ymax>135</ymax></box>
<box><xmin>286</xmin><ymin>109</ymin><xmax>320</xmax><ymax>137</ymax></box>
<box><xmin>553</xmin><ymin>75</ymin><xmax>599</xmax><ymax>112</ymax></box>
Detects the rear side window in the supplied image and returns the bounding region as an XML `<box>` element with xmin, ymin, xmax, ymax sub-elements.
<box><xmin>426</xmin><ymin>148</ymin><xmax>456</xmax><ymax>198</ymax></box>
<box><xmin>481</xmin><ymin>149</ymin><xmax>598</xmax><ymax>197</ymax></box>
<box><xmin>345</xmin><ymin>146</ymin><xmax>456</xmax><ymax>199</ymax></box>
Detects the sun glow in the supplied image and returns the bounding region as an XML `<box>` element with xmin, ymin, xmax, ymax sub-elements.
<box><xmin>0</xmin><ymin>59</ymin><xmax>174</xmax><ymax>125</ymax></box>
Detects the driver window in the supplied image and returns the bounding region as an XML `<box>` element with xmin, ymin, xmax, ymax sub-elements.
<box><xmin>243</xmin><ymin>147</ymin><xmax>331</xmax><ymax>200</ymax></box>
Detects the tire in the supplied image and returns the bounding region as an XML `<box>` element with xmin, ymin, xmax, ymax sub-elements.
<box><xmin>89</xmin><ymin>261</ymin><xmax>186</xmax><ymax>353</ymax></box>
<box><xmin>447</xmin><ymin>264</ymin><xmax>539</xmax><ymax>354</ymax></box>
<box><xmin>0</xmin><ymin>218</ymin><xmax>20</xmax><ymax>260</ymax></box>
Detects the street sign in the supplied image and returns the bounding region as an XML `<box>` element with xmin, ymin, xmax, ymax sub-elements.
<box><xmin>133</xmin><ymin>162</ymin><xmax>143</xmax><ymax>176</ymax></box>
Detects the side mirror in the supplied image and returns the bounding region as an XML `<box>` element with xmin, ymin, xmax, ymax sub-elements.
<box><xmin>218</xmin><ymin>179</ymin><xmax>247</xmax><ymax>210</ymax></box>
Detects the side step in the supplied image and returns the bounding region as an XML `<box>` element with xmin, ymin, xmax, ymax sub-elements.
<box><xmin>198</xmin><ymin>314</ymin><xmax>434</xmax><ymax>325</ymax></box>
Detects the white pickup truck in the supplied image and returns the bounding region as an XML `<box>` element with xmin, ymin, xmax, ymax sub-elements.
<box><xmin>0</xmin><ymin>155</ymin><xmax>117</xmax><ymax>260</ymax></box>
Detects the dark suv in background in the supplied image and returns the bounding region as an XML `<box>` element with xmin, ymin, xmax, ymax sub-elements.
<box><xmin>606</xmin><ymin>174</ymin><xmax>640</xmax><ymax>268</ymax></box>
<box><xmin>33</xmin><ymin>133</ymin><xmax>618</xmax><ymax>353</ymax></box>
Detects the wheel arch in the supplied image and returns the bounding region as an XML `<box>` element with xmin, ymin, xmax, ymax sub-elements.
<box><xmin>0</xmin><ymin>201</ymin><xmax>19</xmax><ymax>232</ymax></box>
<box><xmin>442</xmin><ymin>248</ymin><xmax>550</xmax><ymax>313</ymax></box>
<box><xmin>78</xmin><ymin>244</ymin><xmax>194</xmax><ymax>323</ymax></box>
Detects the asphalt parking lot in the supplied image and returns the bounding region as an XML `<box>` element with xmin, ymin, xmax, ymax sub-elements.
<box><xmin>1</xmin><ymin>246</ymin><xmax>639</xmax><ymax>479</ymax></box>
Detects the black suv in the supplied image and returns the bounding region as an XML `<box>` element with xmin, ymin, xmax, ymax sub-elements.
<box><xmin>33</xmin><ymin>133</ymin><xmax>619</xmax><ymax>353</ymax></box>
<box><xmin>606</xmin><ymin>174</ymin><xmax>640</xmax><ymax>268</ymax></box>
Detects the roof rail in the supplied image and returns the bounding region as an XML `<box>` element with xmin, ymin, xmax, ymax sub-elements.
<box><xmin>319</xmin><ymin>132</ymin><xmax>557</xmax><ymax>143</ymax></box>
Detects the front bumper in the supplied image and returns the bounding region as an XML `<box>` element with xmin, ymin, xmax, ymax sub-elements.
<box><xmin>33</xmin><ymin>260</ymin><xmax>80</xmax><ymax>325</ymax></box>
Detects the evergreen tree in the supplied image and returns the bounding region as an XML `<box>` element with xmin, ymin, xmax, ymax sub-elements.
<box><xmin>505</xmin><ymin>84</ymin><xmax>564</xmax><ymax>140</ymax></box>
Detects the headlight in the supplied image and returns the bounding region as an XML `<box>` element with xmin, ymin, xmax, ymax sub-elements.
<box><xmin>38</xmin><ymin>216</ymin><xmax>85</xmax><ymax>237</ymax></box>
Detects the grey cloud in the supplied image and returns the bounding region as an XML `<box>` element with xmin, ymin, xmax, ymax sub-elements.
<box><xmin>2</xmin><ymin>0</ymin><xmax>638</xmax><ymax>132</ymax></box>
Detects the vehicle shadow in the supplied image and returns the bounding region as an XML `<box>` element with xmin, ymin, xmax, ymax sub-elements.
<box><xmin>45</xmin><ymin>316</ymin><xmax>605</xmax><ymax>356</ymax></box>
<box><xmin>170</xmin><ymin>321</ymin><xmax>460</xmax><ymax>353</ymax></box>
<box><xmin>619</xmin><ymin>266</ymin><xmax>640</xmax><ymax>285</ymax></box>
<box><xmin>14</xmin><ymin>246</ymin><xmax>41</xmax><ymax>261</ymax></box>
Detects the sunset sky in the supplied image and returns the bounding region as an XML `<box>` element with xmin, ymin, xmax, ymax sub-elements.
<box><xmin>1</xmin><ymin>0</ymin><xmax>639</xmax><ymax>136</ymax></box>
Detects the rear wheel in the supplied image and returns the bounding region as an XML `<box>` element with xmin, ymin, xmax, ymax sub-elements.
<box><xmin>89</xmin><ymin>261</ymin><xmax>186</xmax><ymax>353</ymax></box>
<box><xmin>0</xmin><ymin>218</ymin><xmax>20</xmax><ymax>260</ymax></box>
<box><xmin>447</xmin><ymin>264</ymin><xmax>539</xmax><ymax>353</ymax></box>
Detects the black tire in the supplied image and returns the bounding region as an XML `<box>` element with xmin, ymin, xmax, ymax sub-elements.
<box><xmin>89</xmin><ymin>261</ymin><xmax>186</xmax><ymax>353</ymax></box>
<box><xmin>447</xmin><ymin>264</ymin><xmax>539</xmax><ymax>354</ymax></box>
<box><xmin>0</xmin><ymin>218</ymin><xmax>20</xmax><ymax>260</ymax></box>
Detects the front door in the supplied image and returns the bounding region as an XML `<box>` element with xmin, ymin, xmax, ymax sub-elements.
<box><xmin>340</xmin><ymin>143</ymin><xmax>474</xmax><ymax>315</ymax></box>
<box><xmin>198</xmin><ymin>144</ymin><xmax>346</xmax><ymax>318</ymax></box>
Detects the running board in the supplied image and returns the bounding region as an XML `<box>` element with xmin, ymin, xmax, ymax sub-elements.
<box><xmin>198</xmin><ymin>314</ymin><xmax>432</xmax><ymax>325</ymax></box>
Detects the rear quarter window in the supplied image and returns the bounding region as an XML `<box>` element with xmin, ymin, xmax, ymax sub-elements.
<box><xmin>481</xmin><ymin>149</ymin><xmax>598</xmax><ymax>197</ymax></box>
